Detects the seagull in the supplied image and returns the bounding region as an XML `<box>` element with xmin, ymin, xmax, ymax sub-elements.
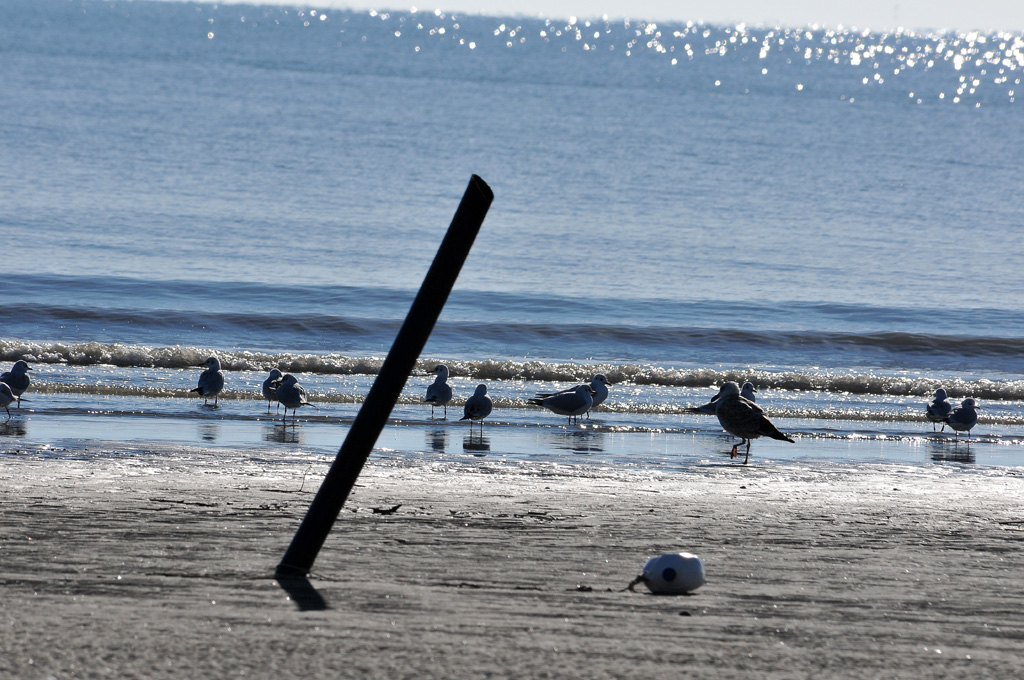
<box><xmin>534</xmin><ymin>374</ymin><xmax>611</xmax><ymax>419</ymax></box>
<box><xmin>689</xmin><ymin>380</ymin><xmax>757</xmax><ymax>414</ymax></box>
<box><xmin>712</xmin><ymin>381</ymin><xmax>794</xmax><ymax>464</ymax></box>
<box><xmin>530</xmin><ymin>384</ymin><xmax>595</xmax><ymax>425</ymax></box>
<box><xmin>0</xmin><ymin>383</ymin><xmax>16</xmax><ymax>419</ymax></box>
<box><xmin>925</xmin><ymin>388</ymin><xmax>953</xmax><ymax>432</ymax></box>
<box><xmin>276</xmin><ymin>373</ymin><xmax>312</xmax><ymax>422</ymax></box>
<box><xmin>944</xmin><ymin>398</ymin><xmax>979</xmax><ymax>440</ymax></box>
<box><xmin>262</xmin><ymin>368</ymin><xmax>284</xmax><ymax>413</ymax></box>
<box><xmin>0</xmin><ymin>360</ymin><xmax>31</xmax><ymax>407</ymax></box>
<box><xmin>460</xmin><ymin>383</ymin><xmax>492</xmax><ymax>430</ymax></box>
<box><xmin>190</xmin><ymin>356</ymin><xmax>225</xmax><ymax>405</ymax></box>
<box><xmin>425</xmin><ymin>364</ymin><xmax>453</xmax><ymax>419</ymax></box>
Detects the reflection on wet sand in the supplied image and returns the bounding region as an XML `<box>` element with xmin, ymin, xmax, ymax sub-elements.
<box><xmin>0</xmin><ymin>419</ymin><xmax>27</xmax><ymax>437</ymax></box>
<box><xmin>198</xmin><ymin>422</ymin><xmax>220</xmax><ymax>443</ymax></box>
<box><xmin>929</xmin><ymin>439</ymin><xmax>975</xmax><ymax>464</ymax></box>
<box><xmin>427</xmin><ymin>428</ymin><xmax>448</xmax><ymax>454</ymax></box>
<box><xmin>265</xmin><ymin>423</ymin><xmax>303</xmax><ymax>445</ymax></box>
<box><xmin>463</xmin><ymin>432</ymin><xmax>490</xmax><ymax>455</ymax></box>
<box><xmin>549</xmin><ymin>428</ymin><xmax>605</xmax><ymax>455</ymax></box>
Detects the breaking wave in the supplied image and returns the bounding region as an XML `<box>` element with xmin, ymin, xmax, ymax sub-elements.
<box><xmin>4</xmin><ymin>339</ymin><xmax>1024</xmax><ymax>401</ymax></box>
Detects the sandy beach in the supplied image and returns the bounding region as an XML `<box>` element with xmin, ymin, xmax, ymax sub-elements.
<box><xmin>2</xmin><ymin>441</ymin><xmax>1024</xmax><ymax>679</ymax></box>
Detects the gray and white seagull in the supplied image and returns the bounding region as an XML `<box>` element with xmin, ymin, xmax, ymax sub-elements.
<box><xmin>190</xmin><ymin>356</ymin><xmax>225</xmax><ymax>406</ymax></box>
<box><xmin>530</xmin><ymin>384</ymin><xmax>595</xmax><ymax>425</ymax></box>
<box><xmin>460</xmin><ymin>383</ymin><xmax>492</xmax><ymax>430</ymax></box>
<box><xmin>944</xmin><ymin>398</ymin><xmax>979</xmax><ymax>440</ymax></box>
<box><xmin>276</xmin><ymin>373</ymin><xmax>313</xmax><ymax>422</ymax></box>
<box><xmin>262</xmin><ymin>368</ymin><xmax>284</xmax><ymax>413</ymax></box>
<box><xmin>0</xmin><ymin>360</ymin><xmax>31</xmax><ymax>407</ymax></box>
<box><xmin>925</xmin><ymin>388</ymin><xmax>953</xmax><ymax>432</ymax></box>
<box><xmin>533</xmin><ymin>374</ymin><xmax>611</xmax><ymax>419</ymax></box>
<box><xmin>425</xmin><ymin>364</ymin><xmax>453</xmax><ymax>419</ymax></box>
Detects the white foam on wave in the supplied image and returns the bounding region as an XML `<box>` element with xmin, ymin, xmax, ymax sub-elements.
<box><xmin>5</xmin><ymin>340</ymin><xmax>1024</xmax><ymax>405</ymax></box>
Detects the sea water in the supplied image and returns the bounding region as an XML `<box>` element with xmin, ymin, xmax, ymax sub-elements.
<box><xmin>2</xmin><ymin>0</ymin><xmax>1024</xmax><ymax>467</ymax></box>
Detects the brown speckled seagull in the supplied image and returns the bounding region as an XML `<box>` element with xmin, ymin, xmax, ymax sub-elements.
<box><xmin>712</xmin><ymin>381</ymin><xmax>794</xmax><ymax>464</ymax></box>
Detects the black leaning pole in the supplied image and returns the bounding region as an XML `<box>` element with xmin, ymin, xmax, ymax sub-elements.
<box><xmin>275</xmin><ymin>175</ymin><xmax>493</xmax><ymax>578</ymax></box>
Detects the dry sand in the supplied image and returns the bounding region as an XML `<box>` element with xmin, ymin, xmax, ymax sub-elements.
<box><xmin>2</xmin><ymin>448</ymin><xmax>1024</xmax><ymax>679</ymax></box>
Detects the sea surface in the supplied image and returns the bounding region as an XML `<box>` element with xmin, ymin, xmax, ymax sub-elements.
<box><xmin>3</xmin><ymin>0</ymin><xmax>1024</xmax><ymax>468</ymax></box>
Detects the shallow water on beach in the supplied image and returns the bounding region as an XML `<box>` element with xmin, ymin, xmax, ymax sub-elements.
<box><xmin>2</xmin><ymin>0</ymin><xmax>1024</xmax><ymax>469</ymax></box>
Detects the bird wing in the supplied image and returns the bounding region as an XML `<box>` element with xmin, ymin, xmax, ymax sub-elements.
<box><xmin>426</xmin><ymin>383</ymin><xmax>452</xmax><ymax>403</ymax></box>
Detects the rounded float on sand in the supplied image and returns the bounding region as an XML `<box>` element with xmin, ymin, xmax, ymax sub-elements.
<box><xmin>639</xmin><ymin>552</ymin><xmax>706</xmax><ymax>594</ymax></box>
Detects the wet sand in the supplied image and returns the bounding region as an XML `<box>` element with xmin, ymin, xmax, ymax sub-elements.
<box><xmin>2</xmin><ymin>446</ymin><xmax>1024</xmax><ymax>679</ymax></box>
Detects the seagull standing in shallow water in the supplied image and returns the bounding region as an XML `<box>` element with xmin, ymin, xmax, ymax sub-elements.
<box><xmin>712</xmin><ymin>381</ymin><xmax>794</xmax><ymax>464</ymax></box>
<box><xmin>925</xmin><ymin>388</ymin><xmax>953</xmax><ymax>432</ymax></box>
<box><xmin>276</xmin><ymin>373</ymin><xmax>312</xmax><ymax>422</ymax></box>
<box><xmin>944</xmin><ymin>398</ymin><xmax>979</xmax><ymax>440</ymax></box>
<box><xmin>262</xmin><ymin>368</ymin><xmax>284</xmax><ymax>413</ymax></box>
<box><xmin>534</xmin><ymin>374</ymin><xmax>611</xmax><ymax>419</ymax></box>
<box><xmin>190</xmin><ymin>356</ymin><xmax>225</xmax><ymax>405</ymax></box>
<box><xmin>425</xmin><ymin>364</ymin><xmax>453</xmax><ymax>419</ymax></box>
<box><xmin>0</xmin><ymin>383</ymin><xmax>16</xmax><ymax>419</ymax></box>
<box><xmin>0</xmin><ymin>360</ymin><xmax>31</xmax><ymax>407</ymax></box>
<box><xmin>460</xmin><ymin>383</ymin><xmax>492</xmax><ymax>431</ymax></box>
<box><xmin>530</xmin><ymin>384</ymin><xmax>595</xmax><ymax>425</ymax></box>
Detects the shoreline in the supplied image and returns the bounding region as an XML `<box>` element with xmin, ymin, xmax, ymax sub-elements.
<box><xmin>0</xmin><ymin>406</ymin><xmax>1017</xmax><ymax>470</ymax></box>
<box><xmin>3</xmin><ymin>451</ymin><xmax>1024</xmax><ymax>678</ymax></box>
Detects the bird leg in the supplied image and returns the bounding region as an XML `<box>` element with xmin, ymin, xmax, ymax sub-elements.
<box><xmin>744</xmin><ymin>440</ymin><xmax>751</xmax><ymax>465</ymax></box>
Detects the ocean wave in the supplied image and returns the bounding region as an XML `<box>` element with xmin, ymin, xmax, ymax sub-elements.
<box><xmin>442</xmin><ymin>360</ymin><xmax>1024</xmax><ymax>402</ymax></box>
<box><xmin>4</xmin><ymin>339</ymin><xmax>1024</xmax><ymax>401</ymax></box>
<box><xmin>0</xmin><ymin>340</ymin><xmax>388</xmax><ymax>374</ymax></box>
<box><xmin>8</xmin><ymin>297</ymin><xmax>1024</xmax><ymax>360</ymax></box>
<box><xmin>0</xmin><ymin>303</ymin><xmax>397</xmax><ymax>337</ymax></box>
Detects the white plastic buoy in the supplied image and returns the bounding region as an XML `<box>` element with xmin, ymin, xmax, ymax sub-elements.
<box><xmin>634</xmin><ymin>552</ymin><xmax>706</xmax><ymax>594</ymax></box>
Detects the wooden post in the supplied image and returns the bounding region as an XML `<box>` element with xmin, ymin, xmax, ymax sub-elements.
<box><xmin>276</xmin><ymin>175</ymin><xmax>493</xmax><ymax>578</ymax></box>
